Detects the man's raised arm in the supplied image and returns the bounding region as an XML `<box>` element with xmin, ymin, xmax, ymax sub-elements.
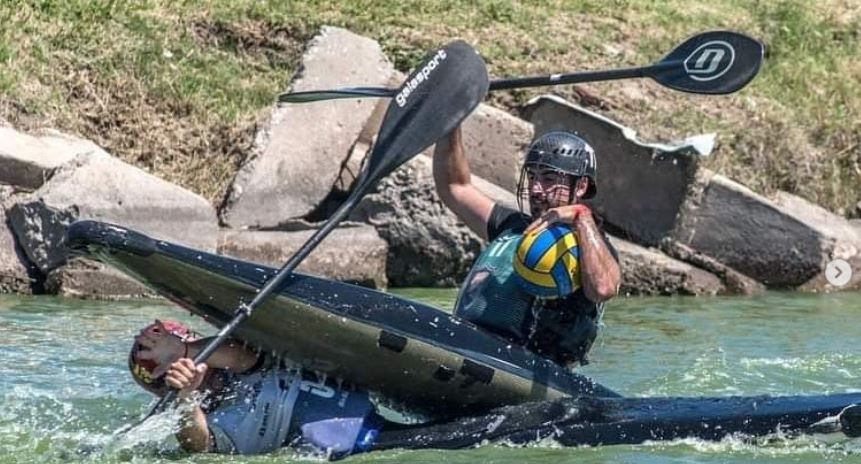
<box><xmin>432</xmin><ymin>126</ymin><xmax>496</xmax><ymax>240</ymax></box>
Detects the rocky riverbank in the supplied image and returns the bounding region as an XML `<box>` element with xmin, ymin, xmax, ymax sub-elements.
<box><xmin>1</xmin><ymin>27</ymin><xmax>859</xmax><ymax>299</ymax></box>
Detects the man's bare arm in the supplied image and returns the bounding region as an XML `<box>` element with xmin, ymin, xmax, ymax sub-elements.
<box><xmin>433</xmin><ymin>127</ymin><xmax>495</xmax><ymax>240</ymax></box>
<box><xmin>574</xmin><ymin>214</ymin><xmax>621</xmax><ymax>302</ymax></box>
<box><xmin>166</xmin><ymin>359</ymin><xmax>213</xmax><ymax>452</ymax></box>
<box><xmin>176</xmin><ymin>400</ymin><xmax>212</xmax><ymax>452</ymax></box>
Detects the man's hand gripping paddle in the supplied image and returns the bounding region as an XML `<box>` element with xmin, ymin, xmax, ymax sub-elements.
<box><xmin>123</xmin><ymin>40</ymin><xmax>490</xmax><ymax>433</ymax></box>
<box><xmin>280</xmin><ymin>30</ymin><xmax>764</xmax><ymax>103</ymax></box>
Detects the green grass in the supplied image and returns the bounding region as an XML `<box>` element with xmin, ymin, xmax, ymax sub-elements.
<box><xmin>0</xmin><ymin>0</ymin><xmax>858</xmax><ymax>215</ymax></box>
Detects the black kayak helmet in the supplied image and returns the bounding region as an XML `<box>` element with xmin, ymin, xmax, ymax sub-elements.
<box><xmin>517</xmin><ymin>131</ymin><xmax>598</xmax><ymax>211</ymax></box>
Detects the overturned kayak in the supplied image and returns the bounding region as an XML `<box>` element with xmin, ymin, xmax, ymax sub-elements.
<box><xmin>67</xmin><ymin>220</ymin><xmax>861</xmax><ymax>449</ymax></box>
<box><xmin>66</xmin><ymin>220</ymin><xmax>618</xmax><ymax>417</ymax></box>
<box><xmin>373</xmin><ymin>394</ymin><xmax>861</xmax><ymax>450</ymax></box>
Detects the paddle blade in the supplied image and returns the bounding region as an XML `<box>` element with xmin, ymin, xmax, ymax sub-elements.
<box><xmin>278</xmin><ymin>87</ymin><xmax>395</xmax><ymax>103</ymax></box>
<box><xmin>361</xmin><ymin>41</ymin><xmax>489</xmax><ymax>187</ymax></box>
<box><xmin>650</xmin><ymin>30</ymin><xmax>764</xmax><ymax>95</ymax></box>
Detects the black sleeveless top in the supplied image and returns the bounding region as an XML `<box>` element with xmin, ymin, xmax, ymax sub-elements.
<box><xmin>462</xmin><ymin>204</ymin><xmax>619</xmax><ymax>367</ymax></box>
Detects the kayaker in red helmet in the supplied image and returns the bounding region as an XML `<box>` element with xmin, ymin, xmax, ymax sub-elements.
<box><xmin>129</xmin><ymin>319</ymin><xmax>387</xmax><ymax>459</ymax></box>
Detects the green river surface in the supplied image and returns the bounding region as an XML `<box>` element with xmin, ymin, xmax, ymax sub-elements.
<box><xmin>2</xmin><ymin>289</ymin><xmax>861</xmax><ymax>463</ymax></box>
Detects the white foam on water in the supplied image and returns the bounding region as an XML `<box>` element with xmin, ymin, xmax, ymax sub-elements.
<box><xmin>0</xmin><ymin>383</ymin><xmax>183</xmax><ymax>461</ymax></box>
<box><xmin>642</xmin><ymin>431</ymin><xmax>861</xmax><ymax>458</ymax></box>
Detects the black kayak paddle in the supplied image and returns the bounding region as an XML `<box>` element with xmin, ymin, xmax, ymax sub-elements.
<box><xmin>279</xmin><ymin>30</ymin><xmax>764</xmax><ymax>103</ymax></box>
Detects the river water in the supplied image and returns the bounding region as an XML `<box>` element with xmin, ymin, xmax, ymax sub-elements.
<box><xmin>1</xmin><ymin>290</ymin><xmax>860</xmax><ymax>463</ymax></box>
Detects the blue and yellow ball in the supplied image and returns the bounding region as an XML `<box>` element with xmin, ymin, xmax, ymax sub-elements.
<box><xmin>513</xmin><ymin>224</ymin><xmax>581</xmax><ymax>299</ymax></box>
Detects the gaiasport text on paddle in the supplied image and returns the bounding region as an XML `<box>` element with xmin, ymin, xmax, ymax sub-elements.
<box><xmin>278</xmin><ymin>30</ymin><xmax>764</xmax><ymax>104</ymax></box>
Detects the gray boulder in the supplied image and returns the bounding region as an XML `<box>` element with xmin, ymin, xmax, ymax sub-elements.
<box><xmin>0</xmin><ymin>186</ymin><xmax>39</xmax><ymax>293</ymax></box>
<box><xmin>0</xmin><ymin>126</ymin><xmax>107</xmax><ymax>190</ymax></box>
<box><xmin>775</xmin><ymin>192</ymin><xmax>861</xmax><ymax>291</ymax></box>
<box><xmin>5</xmin><ymin>201</ymin><xmax>75</xmax><ymax>274</ymax></box>
<box><xmin>524</xmin><ymin>95</ymin><xmax>714</xmax><ymax>246</ymax></box>
<box><xmin>610</xmin><ymin>236</ymin><xmax>725</xmax><ymax>296</ymax></box>
<box><xmin>45</xmin><ymin>257</ymin><xmax>156</xmax><ymax>299</ymax></box>
<box><xmin>222</xmin><ymin>26</ymin><xmax>394</xmax><ymax>229</ymax></box>
<box><xmin>661</xmin><ymin>238</ymin><xmax>765</xmax><ymax>295</ymax></box>
<box><xmin>671</xmin><ymin>171</ymin><xmax>861</xmax><ymax>290</ymax></box>
<box><xmin>218</xmin><ymin>225</ymin><xmax>388</xmax><ymax>289</ymax></box>
<box><xmin>350</xmin><ymin>154</ymin><xmax>516</xmax><ymax>287</ymax></box>
<box><xmin>460</xmin><ymin>104</ymin><xmax>533</xmax><ymax>192</ymax></box>
<box><xmin>7</xmin><ymin>150</ymin><xmax>218</xmax><ymax>273</ymax></box>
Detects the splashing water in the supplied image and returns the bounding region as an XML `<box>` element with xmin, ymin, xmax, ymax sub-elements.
<box><xmin>2</xmin><ymin>290</ymin><xmax>861</xmax><ymax>463</ymax></box>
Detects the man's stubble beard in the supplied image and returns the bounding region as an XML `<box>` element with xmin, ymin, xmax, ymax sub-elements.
<box><xmin>528</xmin><ymin>195</ymin><xmax>578</xmax><ymax>220</ymax></box>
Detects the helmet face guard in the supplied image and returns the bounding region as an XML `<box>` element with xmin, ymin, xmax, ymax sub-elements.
<box><xmin>516</xmin><ymin>131</ymin><xmax>597</xmax><ymax>215</ymax></box>
<box><xmin>516</xmin><ymin>167</ymin><xmax>577</xmax><ymax>216</ymax></box>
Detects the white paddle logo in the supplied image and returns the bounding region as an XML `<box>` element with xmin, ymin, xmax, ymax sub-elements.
<box><xmin>395</xmin><ymin>49</ymin><xmax>447</xmax><ymax>107</ymax></box>
<box><xmin>684</xmin><ymin>40</ymin><xmax>735</xmax><ymax>82</ymax></box>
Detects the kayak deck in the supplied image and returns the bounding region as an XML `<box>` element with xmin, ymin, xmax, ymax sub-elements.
<box><xmin>66</xmin><ymin>220</ymin><xmax>618</xmax><ymax>417</ymax></box>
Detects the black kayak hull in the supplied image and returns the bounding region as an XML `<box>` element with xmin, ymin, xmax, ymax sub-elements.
<box><xmin>373</xmin><ymin>392</ymin><xmax>861</xmax><ymax>450</ymax></box>
<box><xmin>66</xmin><ymin>220</ymin><xmax>618</xmax><ymax>417</ymax></box>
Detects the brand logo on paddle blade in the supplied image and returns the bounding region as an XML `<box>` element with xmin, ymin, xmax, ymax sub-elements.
<box><xmin>395</xmin><ymin>49</ymin><xmax>448</xmax><ymax>107</ymax></box>
<box><xmin>684</xmin><ymin>41</ymin><xmax>735</xmax><ymax>82</ymax></box>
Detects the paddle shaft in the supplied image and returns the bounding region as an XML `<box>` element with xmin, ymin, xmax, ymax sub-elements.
<box><xmin>282</xmin><ymin>62</ymin><xmax>674</xmax><ymax>103</ymax></box>
<box><xmin>144</xmin><ymin>184</ymin><xmax>368</xmax><ymax>418</ymax></box>
<box><xmin>487</xmin><ymin>62</ymin><xmax>660</xmax><ymax>91</ymax></box>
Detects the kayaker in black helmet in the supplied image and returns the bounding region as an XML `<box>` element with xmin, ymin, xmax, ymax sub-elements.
<box><xmin>433</xmin><ymin>127</ymin><xmax>622</xmax><ymax>367</ymax></box>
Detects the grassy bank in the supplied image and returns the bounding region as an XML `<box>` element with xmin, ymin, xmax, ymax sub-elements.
<box><xmin>0</xmin><ymin>0</ymin><xmax>858</xmax><ymax>215</ymax></box>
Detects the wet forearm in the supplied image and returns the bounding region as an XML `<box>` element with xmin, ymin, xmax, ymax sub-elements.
<box><xmin>575</xmin><ymin>215</ymin><xmax>620</xmax><ymax>302</ymax></box>
<box><xmin>175</xmin><ymin>401</ymin><xmax>211</xmax><ymax>452</ymax></box>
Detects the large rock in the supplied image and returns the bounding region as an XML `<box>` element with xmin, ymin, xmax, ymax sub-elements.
<box><xmin>671</xmin><ymin>171</ymin><xmax>861</xmax><ymax>289</ymax></box>
<box><xmin>0</xmin><ymin>186</ymin><xmax>39</xmax><ymax>293</ymax></box>
<box><xmin>609</xmin><ymin>236</ymin><xmax>725</xmax><ymax>296</ymax></box>
<box><xmin>7</xmin><ymin>151</ymin><xmax>218</xmax><ymax>273</ymax></box>
<box><xmin>661</xmin><ymin>239</ymin><xmax>765</xmax><ymax>295</ymax></box>
<box><xmin>524</xmin><ymin>95</ymin><xmax>714</xmax><ymax>246</ymax></box>
<box><xmin>460</xmin><ymin>104</ymin><xmax>533</xmax><ymax>192</ymax></box>
<box><xmin>0</xmin><ymin>126</ymin><xmax>108</xmax><ymax>190</ymax></box>
<box><xmin>218</xmin><ymin>225</ymin><xmax>388</xmax><ymax>289</ymax></box>
<box><xmin>350</xmin><ymin>154</ymin><xmax>516</xmax><ymax>287</ymax></box>
<box><xmin>45</xmin><ymin>257</ymin><xmax>156</xmax><ymax>299</ymax></box>
<box><xmin>222</xmin><ymin>26</ymin><xmax>394</xmax><ymax>229</ymax></box>
<box><xmin>777</xmin><ymin>192</ymin><xmax>861</xmax><ymax>291</ymax></box>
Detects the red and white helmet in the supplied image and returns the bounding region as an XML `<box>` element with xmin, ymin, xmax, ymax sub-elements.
<box><xmin>128</xmin><ymin>320</ymin><xmax>198</xmax><ymax>396</ymax></box>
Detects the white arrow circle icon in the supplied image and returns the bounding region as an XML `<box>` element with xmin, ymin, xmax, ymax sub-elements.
<box><xmin>825</xmin><ymin>259</ymin><xmax>852</xmax><ymax>287</ymax></box>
